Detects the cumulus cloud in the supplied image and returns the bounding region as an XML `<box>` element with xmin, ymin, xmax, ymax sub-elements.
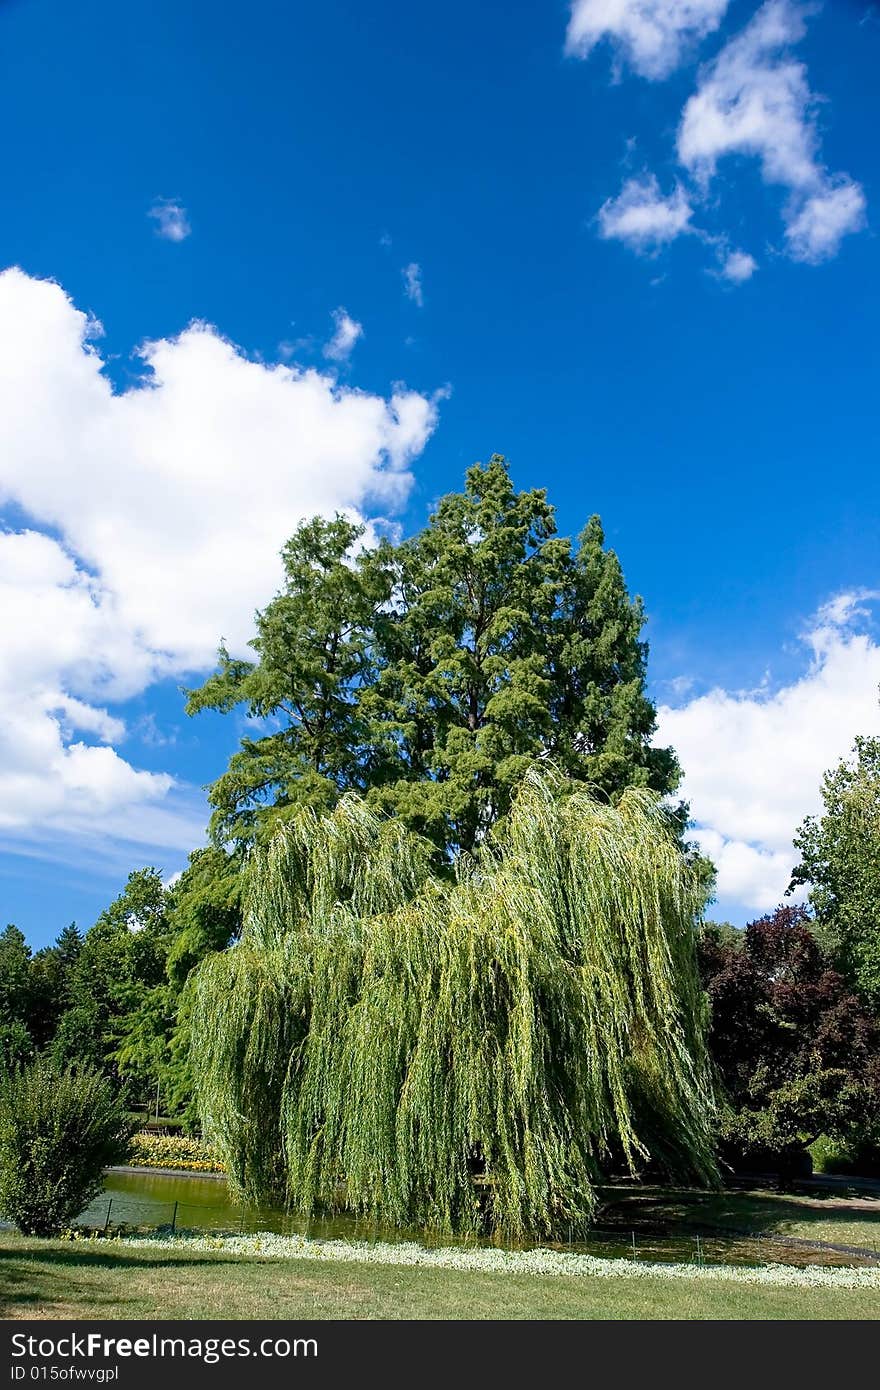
<box><xmin>598</xmin><ymin>174</ymin><xmax>694</xmax><ymax>249</ymax></box>
<box><xmin>0</xmin><ymin>268</ymin><xmax>439</xmax><ymax>860</ymax></box>
<box><xmin>678</xmin><ymin>1</ymin><xmax>815</xmax><ymax>186</ymax></box>
<box><xmin>402</xmin><ymin>262</ymin><xmax>424</xmax><ymax>306</ymax></box>
<box><xmin>0</xmin><ymin>528</ymin><xmax>199</xmax><ymax>863</ymax></box>
<box><xmin>565</xmin><ymin>0</ymin><xmax>730</xmax><ymax>79</ymax></box>
<box><xmin>717</xmin><ymin>248</ymin><xmax>758</xmax><ymax>281</ymax></box>
<box><xmin>148</xmin><ymin>199</ymin><xmax>191</xmax><ymax>243</ymax></box>
<box><xmin>658</xmin><ymin>593</ymin><xmax>880</xmax><ymax>912</ymax></box>
<box><xmin>323</xmin><ymin>307</ymin><xmax>364</xmax><ymax>362</ymax></box>
<box><xmin>581</xmin><ymin>1</ymin><xmax>866</xmax><ymax>272</ymax></box>
<box><xmin>784</xmin><ymin>180</ymin><xmax>867</xmax><ymax>264</ymax></box>
<box><xmin>678</xmin><ymin>0</ymin><xmax>866</xmax><ymax>261</ymax></box>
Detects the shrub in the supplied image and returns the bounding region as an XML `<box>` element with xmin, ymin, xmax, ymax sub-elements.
<box><xmin>810</xmin><ymin>1133</ymin><xmax>880</xmax><ymax>1178</ymax></box>
<box><xmin>128</xmin><ymin>1130</ymin><xmax>224</xmax><ymax>1173</ymax></box>
<box><xmin>0</xmin><ymin>1059</ymin><xmax>135</xmax><ymax>1236</ymax></box>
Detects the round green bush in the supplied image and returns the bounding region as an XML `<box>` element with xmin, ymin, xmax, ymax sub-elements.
<box><xmin>0</xmin><ymin>1059</ymin><xmax>135</xmax><ymax>1237</ymax></box>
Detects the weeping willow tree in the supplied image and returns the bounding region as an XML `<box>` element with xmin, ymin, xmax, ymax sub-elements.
<box><xmin>187</xmin><ymin>768</ymin><xmax>717</xmax><ymax>1238</ymax></box>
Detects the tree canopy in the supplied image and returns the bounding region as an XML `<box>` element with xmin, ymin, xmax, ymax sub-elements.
<box><xmin>52</xmin><ymin>869</ymin><xmax>171</xmax><ymax>1078</ymax></box>
<box><xmin>0</xmin><ymin>925</ymin><xmax>35</xmax><ymax>1069</ymax></box>
<box><xmin>697</xmin><ymin>906</ymin><xmax>880</xmax><ymax>1169</ymax></box>
<box><xmin>187</xmin><ymin>768</ymin><xmax>716</xmax><ymax>1239</ymax></box>
<box><xmin>187</xmin><ymin>456</ymin><xmax>681</xmax><ymax>859</ymax></box>
<box><xmin>19</xmin><ymin>853</ymin><xmax>244</xmax><ymax>1120</ymax></box>
<box><xmin>790</xmin><ymin>733</ymin><xmax>880</xmax><ymax>1004</ymax></box>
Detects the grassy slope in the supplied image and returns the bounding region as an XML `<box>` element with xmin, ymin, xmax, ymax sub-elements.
<box><xmin>1</xmin><ymin>1236</ymin><xmax>879</xmax><ymax>1321</ymax></box>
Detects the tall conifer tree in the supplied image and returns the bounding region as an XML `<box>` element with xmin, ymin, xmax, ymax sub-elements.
<box><xmin>188</xmin><ymin>456</ymin><xmax>681</xmax><ymax>857</ymax></box>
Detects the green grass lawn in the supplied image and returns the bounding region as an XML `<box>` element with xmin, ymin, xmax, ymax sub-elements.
<box><xmin>600</xmin><ymin>1185</ymin><xmax>880</xmax><ymax>1254</ymax></box>
<box><xmin>1</xmin><ymin>1234</ymin><xmax>879</xmax><ymax>1321</ymax></box>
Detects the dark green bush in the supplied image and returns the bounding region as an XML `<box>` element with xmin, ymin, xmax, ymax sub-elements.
<box><xmin>0</xmin><ymin>1059</ymin><xmax>135</xmax><ymax>1236</ymax></box>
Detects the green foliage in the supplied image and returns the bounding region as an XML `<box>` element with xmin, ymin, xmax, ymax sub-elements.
<box><xmin>27</xmin><ymin>924</ymin><xmax>83</xmax><ymax>1052</ymax></box>
<box><xmin>698</xmin><ymin>906</ymin><xmax>880</xmax><ymax>1171</ymax></box>
<box><xmin>0</xmin><ymin>921</ymin><xmax>85</xmax><ymax>1067</ymax></box>
<box><xmin>27</xmin><ymin>854</ymin><xmax>244</xmax><ymax>1125</ymax></box>
<box><xmin>0</xmin><ymin>925</ymin><xmax>35</xmax><ymax>1069</ymax></box>
<box><xmin>809</xmin><ymin>1133</ymin><xmax>880</xmax><ymax>1178</ymax></box>
<box><xmin>53</xmin><ymin>869</ymin><xmax>171</xmax><ymax>1079</ymax></box>
<box><xmin>188</xmin><ymin>457</ymin><xmax>682</xmax><ymax>860</ymax></box>
<box><xmin>696</xmin><ymin>921</ymin><xmax>742</xmax><ymax>952</ymax></box>
<box><xmin>0</xmin><ymin>1059</ymin><xmax>134</xmax><ymax>1236</ymax></box>
<box><xmin>0</xmin><ymin>920</ymin><xmax>86</xmax><ymax>1071</ymax></box>
<box><xmin>119</xmin><ymin>847</ymin><xmax>244</xmax><ymax>1121</ymax></box>
<box><xmin>188</xmin><ymin>768</ymin><xmax>717</xmax><ymax>1239</ymax></box>
<box><xmin>165</xmin><ymin>847</ymin><xmax>244</xmax><ymax>987</ymax></box>
<box><xmin>716</xmin><ymin>1074</ymin><xmax>867</xmax><ymax>1174</ymax></box>
<box><xmin>791</xmin><ymin>733</ymin><xmax>880</xmax><ymax>1004</ymax></box>
<box><xmin>186</xmin><ymin>513</ymin><xmax>384</xmax><ymax>838</ymax></box>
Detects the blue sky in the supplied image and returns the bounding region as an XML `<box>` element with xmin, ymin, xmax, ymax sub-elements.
<box><xmin>1</xmin><ymin>0</ymin><xmax>878</xmax><ymax>948</ymax></box>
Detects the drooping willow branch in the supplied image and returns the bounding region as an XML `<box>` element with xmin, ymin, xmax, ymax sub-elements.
<box><xmin>187</xmin><ymin>768</ymin><xmax>717</xmax><ymax>1238</ymax></box>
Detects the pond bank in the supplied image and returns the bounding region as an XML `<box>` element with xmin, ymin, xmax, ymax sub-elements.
<box><xmin>123</xmin><ymin>1230</ymin><xmax>880</xmax><ymax>1291</ymax></box>
<box><xmin>109</xmin><ymin>1164</ymin><xmax>226</xmax><ymax>1180</ymax></box>
<box><xmin>83</xmin><ymin>1169</ymin><xmax>880</xmax><ymax>1270</ymax></box>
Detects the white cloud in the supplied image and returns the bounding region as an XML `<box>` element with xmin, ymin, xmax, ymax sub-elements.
<box><xmin>598</xmin><ymin>174</ymin><xmax>694</xmax><ymax>249</ymax></box>
<box><xmin>323</xmin><ymin>307</ymin><xmax>364</xmax><ymax>362</ymax></box>
<box><xmin>718</xmin><ymin>248</ymin><xmax>758</xmax><ymax>281</ymax></box>
<box><xmin>678</xmin><ymin>0</ymin><xmax>866</xmax><ymax>262</ymax></box>
<box><xmin>665</xmin><ymin>674</ymin><xmax>696</xmax><ymax>698</ymax></box>
<box><xmin>689</xmin><ymin>828</ymin><xmax>794</xmax><ymax>910</ymax></box>
<box><xmin>678</xmin><ymin>1</ymin><xmax>815</xmax><ymax>187</ymax></box>
<box><xmin>402</xmin><ymin>262</ymin><xmax>424</xmax><ymax>306</ymax></box>
<box><xmin>658</xmin><ymin>593</ymin><xmax>880</xmax><ymax>912</ymax></box>
<box><xmin>148</xmin><ymin>199</ymin><xmax>191</xmax><ymax>243</ymax></box>
<box><xmin>0</xmin><ymin>528</ymin><xmax>188</xmax><ymax>853</ymax></box>
<box><xmin>582</xmin><ymin>1</ymin><xmax>866</xmax><ymax>272</ymax></box>
<box><xmin>784</xmin><ymin>179</ymin><xmax>867</xmax><ymax>263</ymax></box>
<box><xmin>565</xmin><ymin>0</ymin><xmax>729</xmax><ymax>79</ymax></box>
<box><xmin>814</xmin><ymin>589</ymin><xmax>880</xmax><ymax>627</ymax></box>
<box><xmin>0</xmin><ymin>267</ymin><xmax>440</xmax><ymax>860</ymax></box>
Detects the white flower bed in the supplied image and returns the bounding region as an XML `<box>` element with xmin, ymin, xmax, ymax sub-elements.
<box><xmin>125</xmin><ymin>1231</ymin><xmax>880</xmax><ymax>1291</ymax></box>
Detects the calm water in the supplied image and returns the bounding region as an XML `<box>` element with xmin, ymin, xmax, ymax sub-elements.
<box><xmin>76</xmin><ymin>1170</ymin><xmax>875</xmax><ymax>1270</ymax></box>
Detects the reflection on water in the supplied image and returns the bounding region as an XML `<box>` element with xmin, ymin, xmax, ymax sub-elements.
<box><xmin>76</xmin><ymin>1169</ymin><xmax>874</xmax><ymax>1270</ymax></box>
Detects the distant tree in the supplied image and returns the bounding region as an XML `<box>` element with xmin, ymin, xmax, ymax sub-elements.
<box><xmin>27</xmin><ymin>923</ymin><xmax>83</xmax><ymax>1051</ymax></box>
<box><xmin>697</xmin><ymin>905</ymin><xmax>880</xmax><ymax>1170</ymax></box>
<box><xmin>0</xmin><ymin>926</ymin><xmax>34</xmax><ymax>1069</ymax></box>
<box><xmin>112</xmin><ymin>849</ymin><xmax>244</xmax><ymax>1120</ymax></box>
<box><xmin>790</xmin><ymin>733</ymin><xmax>880</xmax><ymax>1004</ymax></box>
<box><xmin>188</xmin><ymin>457</ymin><xmax>683</xmax><ymax>860</ymax></box>
<box><xmin>696</xmin><ymin>920</ymin><xmax>742</xmax><ymax>953</ymax></box>
<box><xmin>53</xmin><ymin>871</ymin><xmax>170</xmax><ymax>1082</ymax></box>
<box><xmin>54</xmin><ymin>920</ymin><xmax>84</xmax><ymax>972</ymax></box>
<box><xmin>30</xmin><ymin>854</ymin><xmax>243</xmax><ymax>1121</ymax></box>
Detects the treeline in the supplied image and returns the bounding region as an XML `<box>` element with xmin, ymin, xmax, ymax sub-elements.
<box><xmin>0</xmin><ymin>849</ymin><xmax>242</xmax><ymax>1121</ymax></box>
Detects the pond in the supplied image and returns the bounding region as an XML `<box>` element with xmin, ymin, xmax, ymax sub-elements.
<box><xmin>77</xmin><ymin>1169</ymin><xmax>876</xmax><ymax>1270</ymax></box>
